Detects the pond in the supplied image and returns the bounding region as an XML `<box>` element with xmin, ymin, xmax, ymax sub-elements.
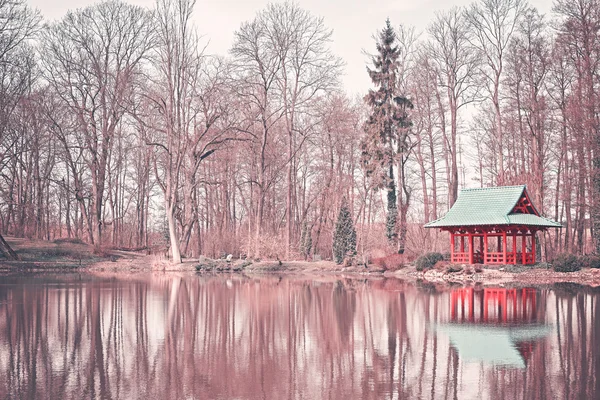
<box><xmin>0</xmin><ymin>273</ymin><xmax>597</xmax><ymax>399</ymax></box>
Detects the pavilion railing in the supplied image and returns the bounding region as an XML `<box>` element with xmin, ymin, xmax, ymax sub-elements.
<box><xmin>451</xmin><ymin>252</ymin><xmax>470</xmax><ymax>263</ymax></box>
<box><xmin>485</xmin><ymin>252</ymin><xmax>505</xmax><ymax>264</ymax></box>
<box><xmin>453</xmin><ymin>251</ymin><xmax>535</xmax><ymax>265</ymax></box>
<box><xmin>523</xmin><ymin>253</ymin><xmax>534</xmax><ymax>264</ymax></box>
<box><xmin>507</xmin><ymin>253</ymin><xmax>532</xmax><ymax>264</ymax></box>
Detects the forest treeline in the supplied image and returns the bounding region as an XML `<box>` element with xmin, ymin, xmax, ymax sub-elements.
<box><xmin>0</xmin><ymin>0</ymin><xmax>598</xmax><ymax>262</ymax></box>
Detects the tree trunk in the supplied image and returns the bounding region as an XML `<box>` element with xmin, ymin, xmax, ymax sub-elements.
<box><xmin>493</xmin><ymin>73</ymin><xmax>504</xmax><ymax>185</ymax></box>
<box><xmin>449</xmin><ymin>94</ymin><xmax>459</xmax><ymax>206</ymax></box>
<box><xmin>167</xmin><ymin>200</ymin><xmax>182</xmax><ymax>264</ymax></box>
<box><xmin>286</xmin><ymin>130</ymin><xmax>293</xmax><ymax>259</ymax></box>
<box><xmin>397</xmin><ymin>156</ymin><xmax>410</xmax><ymax>255</ymax></box>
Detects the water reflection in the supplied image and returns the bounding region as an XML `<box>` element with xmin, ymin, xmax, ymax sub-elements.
<box><xmin>0</xmin><ymin>274</ymin><xmax>597</xmax><ymax>399</ymax></box>
<box><xmin>438</xmin><ymin>288</ymin><xmax>551</xmax><ymax>369</ymax></box>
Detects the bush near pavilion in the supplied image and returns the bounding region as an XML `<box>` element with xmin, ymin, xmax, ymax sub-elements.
<box><xmin>552</xmin><ymin>254</ymin><xmax>581</xmax><ymax>272</ymax></box>
<box><xmin>415</xmin><ymin>252</ymin><xmax>444</xmax><ymax>271</ymax></box>
<box><xmin>579</xmin><ymin>254</ymin><xmax>600</xmax><ymax>269</ymax></box>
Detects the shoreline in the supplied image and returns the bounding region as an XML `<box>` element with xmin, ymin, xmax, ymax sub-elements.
<box><xmin>1</xmin><ymin>236</ymin><xmax>599</xmax><ymax>286</ymax></box>
<box><xmin>2</xmin><ymin>255</ymin><xmax>600</xmax><ymax>287</ymax></box>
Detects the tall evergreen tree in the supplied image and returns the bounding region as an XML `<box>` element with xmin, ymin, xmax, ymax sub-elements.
<box><xmin>361</xmin><ymin>19</ymin><xmax>412</xmax><ymax>251</ymax></box>
<box><xmin>333</xmin><ymin>198</ymin><xmax>356</xmax><ymax>264</ymax></box>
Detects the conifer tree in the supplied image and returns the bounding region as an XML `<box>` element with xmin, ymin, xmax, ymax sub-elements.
<box><xmin>333</xmin><ymin>199</ymin><xmax>357</xmax><ymax>264</ymax></box>
<box><xmin>361</xmin><ymin>19</ymin><xmax>412</xmax><ymax>250</ymax></box>
<box><xmin>361</xmin><ymin>19</ymin><xmax>412</xmax><ymax>252</ymax></box>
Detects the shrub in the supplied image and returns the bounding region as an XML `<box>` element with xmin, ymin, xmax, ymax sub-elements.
<box><xmin>580</xmin><ymin>254</ymin><xmax>600</xmax><ymax>269</ymax></box>
<box><xmin>552</xmin><ymin>253</ymin><xmax>581</xmax><ymax>273</ymax></box>
<box><xmin>415</xmin><ymin>252</ymin><xmax>444</xmax><ymax>271</ymax></box>
<box><xmin>371</xmin><ymin>253</ymin><xmax>406</xmax><ymax>271</ymax></box>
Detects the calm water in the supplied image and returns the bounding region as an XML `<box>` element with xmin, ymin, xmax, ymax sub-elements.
<box><xmin>0</xmin><ymin>273</ymin><xmax>598</xmax><ymax>400</ymax></box>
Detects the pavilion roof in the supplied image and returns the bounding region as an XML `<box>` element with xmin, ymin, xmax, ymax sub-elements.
<box><xmin>424</xmin><ymin>185</ymin><xmax>561</xmax><ymax>229</ymax></box>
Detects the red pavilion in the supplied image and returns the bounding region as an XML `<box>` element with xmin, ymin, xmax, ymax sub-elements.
<box><xmin>424</xmin><ymin>185</ymin><xmax>561</xmax><ymax>265</ymax></box>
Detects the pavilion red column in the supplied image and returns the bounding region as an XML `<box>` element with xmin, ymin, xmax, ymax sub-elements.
<box><xmin>512</xmin><ymin>233</ymin><xmax>517</xmax><ymax>265</ymax></box>
<box><xmin>532</xmin><ymin>232</ymin><xmax>536</xmax><ymax>264</ymax></box>
<box><xmin>483</xmin><ymin>232</ymin><xmax>488</xmax><ymax>264</ymax></box>
<box><xmin>468</xmin><ymin>234</ymin><xmax>474</xmax><ymax>264</ymax></box>
<box><xmin>451</xmin><ymin>233</ymin><xmax>455</xmax><ymax>263</ymax></box>
<box><xmin>479</xmin><ymin>236</ymin><xmax>484</xmax><ymax>261</ymax></box>
<box><xmin>522</xmin><ymin>234</ymin><xmax>527</xmax><ymax>265</ymax></box>
<box><xmin>502</xmin><ymin>231</ymin><xmax>507</xmax><ymax>264</ymax></box>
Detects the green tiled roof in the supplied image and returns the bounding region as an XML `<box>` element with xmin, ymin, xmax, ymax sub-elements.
<box><xmin>424</xmin><ymin>185</ymin><xmax>561</xmax><ymax>228</ymax></box>
<box><xmin>507</xmin><ymin>214</ymin><xmax>561</xmax><ymax>227</ymax></box>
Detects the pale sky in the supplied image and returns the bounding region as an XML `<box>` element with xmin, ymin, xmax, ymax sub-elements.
<box><xmin>31</xmin><ymin>0</ymin><xmax>554</xmax><ymax>96</ymax></box>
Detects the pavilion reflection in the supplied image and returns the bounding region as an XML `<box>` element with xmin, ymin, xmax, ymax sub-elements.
<box><xmin>449</xmin><ymin>287</ymin><xmax>538</xmax><ymax>323</ymax></box>
<box><xmin>437</xmin><ymin>287</ymin><xmax>551</xmax><ymax>369</ymax></box>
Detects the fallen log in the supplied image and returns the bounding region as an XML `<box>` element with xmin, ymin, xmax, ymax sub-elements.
<box><xmin>0</xmin><ymin>234</ymin><xmax>19</xmax><ymax>260</ymax></box>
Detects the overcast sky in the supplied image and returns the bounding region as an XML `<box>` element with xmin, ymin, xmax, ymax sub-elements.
<box><xmin>31</xmin><ymin>0</ymin><xmax>554</xmax><ymax>96</ymax></box>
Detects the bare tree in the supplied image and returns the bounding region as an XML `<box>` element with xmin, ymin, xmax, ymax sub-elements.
<box><xmin>466</xmin><ymin>0</ymin><xmax>526</xmax><ymax>185</ymax></box>
<box><xmin>267</xmin><ymin>2</ymin><xmax>343</xmax><ymax>259</ymax></box>
<box><xmin>142</xmin><ymin>0</ymin><xmax>234</xmax><ymax>263</ymax></box>
<box><xmin>547</xmin><ymin>39</ymin><xmax>575</xmax><ymax>253</ymax></box>
<box><xmin>553</xmin><ymin>0</ymin><xmax>600</xmax><ymax>253</ymax></box>
<box><xmin>231</xmin><ymin>1</ymin><xmax>341</xmax><ymax>258</ymax></box>
<box><xmin>0</xmin><ymin>0</ymin><xmax>40</xmax><ymax>258</ymax></box>
<box><xmin>506</xmin><ymin>8</ymin><xmax>550</xmax><ymax>207</ymax></box>
<box><xmin>41</xmin><ymin>0</ymin><xmax>154</xmax><ymax>249</ymax></box>
<box><xmin>427</xmin><ymin>8</ymin><xmax>481</xmax><ymax>206</ymax></box>
<box><xmin>231</xmin><ymin>11</ymin><xmax>283</xmax><ymax>258</ymax></box>
<box><xmin>409</xmin><ymin>53</ymin><xmax>441</xmax><ymax>223</ymax></box>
